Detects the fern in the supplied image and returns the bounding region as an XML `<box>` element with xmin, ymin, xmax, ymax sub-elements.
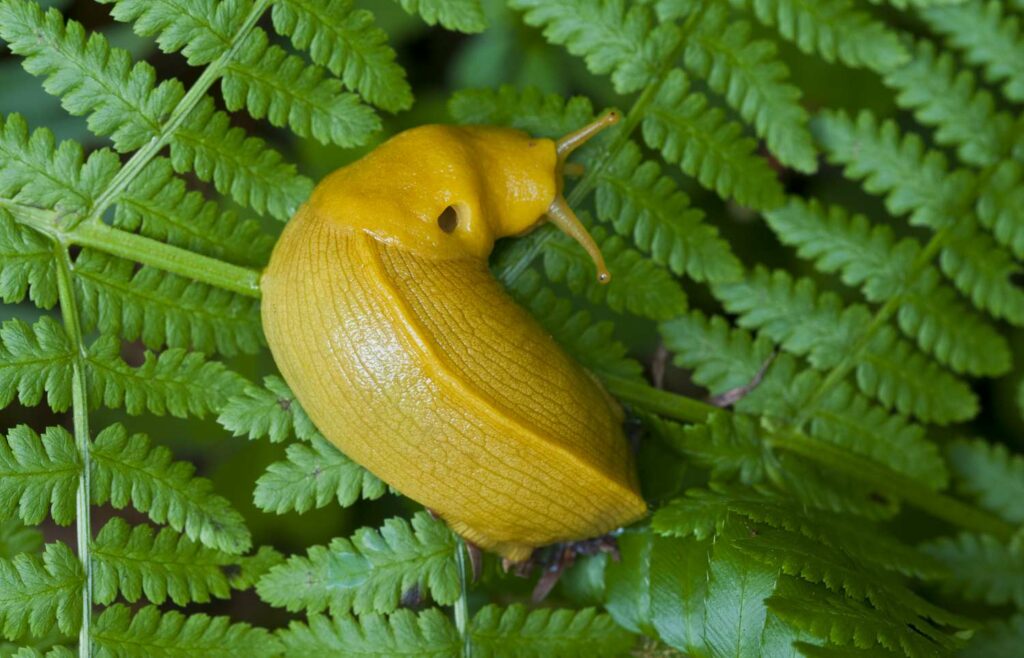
<box><xmin>0</xmin><ymin>542</ymin><xmax>82</xmax><ymax>640</ymax></box>
<box><xmin>0</xmin><ymin>318</ymin><xmax>73</xmax><ymax>412</ymax></box>
<box><xmin>394</xmin><ymin>0</ymin><xmax>487</xmax><ymax>33</ymax></box>
<box><xmin>921</xmin><ymin>533</ymin><xmax>1024</xmax><ymax>608</ymax></box>
<box><xmin>0</xmin><ymin>425</ymin><xmax>79</xmax><ymax>526</ymax></box>
<box><xmin>945</xmin><ymin>439</ymin><xmax>1024</xmax><ymax>524</ymax></box>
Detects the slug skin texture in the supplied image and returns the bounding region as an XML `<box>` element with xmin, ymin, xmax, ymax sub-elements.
<box><xmin>261</xmin><ymin>124</ymin><xmax>647</xmax><ymax>561</ymax></box>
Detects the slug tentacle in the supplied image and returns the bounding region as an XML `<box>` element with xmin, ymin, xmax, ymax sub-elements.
<box><xmin>546</xmin><ymin>196</ymin><xmax>611</xmax><ymax>284</ymax></box>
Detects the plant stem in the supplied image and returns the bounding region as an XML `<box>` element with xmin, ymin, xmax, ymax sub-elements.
<box><xmin>55</xmin><ymin>243</ymin><xmax>93</xmax><ymax>657</ymax></box>
<box><xmin>454</xmin><ymin>537</ymin><xmax>472</xmax><ymax>658</ymax></box>
<box><xmin>603</xmin><ymin>374</ymin><xmax>1018</xmax><ymax>541</ymax></box>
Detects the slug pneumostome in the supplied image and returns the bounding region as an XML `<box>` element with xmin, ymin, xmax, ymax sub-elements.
<box><xmin>260</xmin><ymin>113</ymin><xmax>647</xmax><ymax>561</ymax></box>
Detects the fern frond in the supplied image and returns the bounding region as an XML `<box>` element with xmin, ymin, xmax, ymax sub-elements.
<box><xmin>0</xmin><ymin>542</ymin><xmax>82</xmax><ymax>640</ymax></box>
<box><xmin>448</xmin><ymin>85</ymin><xmax>595</xmax><ymax>139</ymax></box>
<box><xmin>508</xmin><ymin>270</ymin><xmax>643</xmax><ymax>381</ymax></box>
<box><xmin>685</xmin><ymin>4</ymin><xmax>816</xmax><ymax>172</ymax></box>
<box><xmin>253</xmin><ymin>436</ymin><xmax>386</xmax><ymax>514</ymax></box>
<box><xmin>470</xmin><ymin>605</ymin><xmax>635</xmax><ymax>658</ymax></box>
<box><xmin>0</xmin><ymin>425</ymin><xmax>78</xmax><ymax>526</ymax></box>
<box><xmin>74</xmin><ymin>250</ymin><xmax>263</xmax><ymax>357</ymax></box>
<box><xmin>0</xmin><ymin>209</ymin><xmax>57</xmax><ymax>309</ymax></box>
<box><xmin>93</xmin><ymin>604</ymin><xmax>280</xmax><ymax>658</ymax></box>
<box><xmin>644</xmin><ymin>69</ymin><xmax>783</xmax><ymax>210</ymax></box>
<box><xmin>976</xmin><ymin>160</ymin><xmax>1024</xmax><ymax>260</ymax></box>
<box><xmin>115</xmin><ymin>158</ymin><xmax>273</xmax><ymax>267</ymax></box>
<box><xmin>945</xmin><ymin>439</ymin><xmax>1024</xmax><ymax>524</ymax></box>
<box><xmin>647</xmin><ymin>412</ymin><xmax>767</xmax><ymax>485</ymax></box>
<box><xmin>85</xmin><ymin>335</ymin><xmax>247</xmax><ymax>418</ymax></box>
<box><xmin>543</xmin><ymin>226</ymin><xmax>687</xmax><ymax>320</ymax></box>
<box><xmin>393</xmin><ymin>0</ymin><xmax>487</xmax><ymax>33</ymax></box>
<box><xmin>883</xmin><ymin>39</ymin><xmax>1013</xmax><ymax>168</ymax></box>
<box><xmin>0</xmin><ymin>317</ymin><xmax>72</xmax><ymax>412</ymax></box>
<box><xmin>258</xmin><ymin>511</ymin><xmax>458</xmax><ymax>616</ymax></box>
<box><xmin>0</xmin><ymin>519</ymin><xmax>44</xmax><ymax>559</ymax></box>
<box><xmin>597</xmin><ymin>141</ymin><xmax>743</xmax><ymax>283</ymax></box>
<box><xmin>726</xmin><ymin>0</ymin><xmax>909</xmax><ymax>72</ymax></box>
<box><xmin>90</xmin><ymin>424</ymin><xmax>251</xmax><ymax>554</ymax></box>
<box><xmin>0</xmin><ymin>113</ymin><xmax>117</xmax><ymax>214</ymax></box>
<box><xmin>271</xmin><ymin>0</ymin><xmax>412</xmax><ymax>112</ymax></box>
<box><xmin>960</xmin><ymin>615</ymin><xmax>1024</xmax><ymax>658</ymax></box>
<box><xmin>921</xmin><ymin>533</ymin><xmax>1024</xmax><ymax>608</ymax></box>
<box><xmin>9</xmin><ymin>647</ymin><xmax>75</xmax><ymax>658</ymax></box>
<box><xmin>938</xmin><ymin>218</ymin><xmax>1024</xmax><ymax>326</ymax></box>
<box><xmin>919</xmin><ymin>1</ymin><xmax>1024</xmax><ymax>103</ymax></box>
<box><xmin>218</xmin><ymin>375</ymin><xmax>318</xmax><ymax>444</ymax></box>
<box><xmin>508</xmin><ymin>0</ymin><xmax>680</xmax><ymax>94</ymax></box>
<box><xmin>92</xmin><ymin>517</ymin><xmax>233</xmax><ymax>606</ymax></box>
<box><xmin>714</xmin><ymin>267</ymin><xmax>976</xmax><ymax>423</ymax></box>
<box><xmin>764</xmin><ymin>198</ymin><xmax>1010</xmax><ymax>376</ymax></box>
<box><xmin>278</xmin><ymin>609</ymin><xmax>458</xmax><ymax>656</ymax></box>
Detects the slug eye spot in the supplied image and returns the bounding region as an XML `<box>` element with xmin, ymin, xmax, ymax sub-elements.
<box><xmin>438</xmin><ymin>205</ymin><xmax>459</xmax><ymax>234</ymax></box>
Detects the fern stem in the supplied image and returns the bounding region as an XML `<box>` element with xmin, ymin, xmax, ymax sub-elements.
<box><xmin>454</xmin><ymin>537</ymin><xmax>472</xmax><ymax>657</ymax></box>
<box><xmin>84</xmin><ymin>0</ymin><xmax>273</xmax><ymax>227</ymax></box>
<box><xmin>55</xmin><ymin>243</ymin><xmax>94</xmax><ymax>657</ymax></box>
<box><xmin>602</xmin><ymin>374</ymin><xmax>1017</xmax><ymax>541</ymax></box>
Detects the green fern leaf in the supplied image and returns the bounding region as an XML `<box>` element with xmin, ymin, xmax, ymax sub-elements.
<box><xmin>644</xmin><ymin>69</ymin><xmax>783</xmax><ymax>210</ymax></box>
<box><xmin>945</xmin><ymin>439</ymin><xmax>1024</xmax><ymax>524</ymax></box>
<box><xmin>93</xmin><ymin>604</ymin><xmax>280</xmax><ymax>658</ymax></box>
<box><xmin>0</xmin><ymin>209</ymin><xmax>57</xmax><ymax>309</ymax></box>
<box><xmin>976</xmin><ymin>160</ymin><xmax>1024</xmax><ymax>260</ymax></box>
<box><xmin>0</xmin><ymin>542</ymin><xmax>82</xmax><ymax>640</ymax></box>
<box><xmin>9</xmin><ymin>647</ymin><xmax>75</xmax><ymax>658</ymax></box>
<box><xmin>86</xmin><ymin>335</ymin><xmax>247</xmax><ymax>418</ymax></box>
<box><xmin>939</xmin><ymin>218</ymin><xmax>1024</xmax><ymax>326</ymax></box>
<box><xmin>448</xmin><ymin>85</ymin><xmax>595</xmax><ymax>139</ymax></box>
<box><xmin>272</xmin><ymin>0</ymin><xmax>412</xmax><ymax>112</ymax></box>
<box><xmin>960</xmin><ymin>615</ymin><xmax>1024</xmax><ymax>658</ymax></box>
<box><xmin>686</xmin><ymin>4</ymin><xmax>816</xmax><ymax>172</ymax></box>
<box><xmin>922</xmin><ymin>533</ymin><xmax>1024</xmax><ymax>608</ymax></box>
<box><xmin>394</xmin><ymin>0</ymin><xmax>487</xmax><ymax>33</ymax></box>
<box><xmin>471</xmin><ymin>605</ymin><xmax>635</xmax><ymax>658</ymax></box>
<box><xmin>0</xmin><ymin>317</ymin><xmax>72</xmax><ymax>412</ymax></box>
<box><xmin>508</xmin><ymin>270</ymin><xmax>643</xmax><ymax>381</ymax></box>
<box><xmin>543</xmin><ymin>226</ymin><xmax>687</xmax><ymax>320</ymax></box>
<box><xmin>508</xmin><ymin>0</ymin><xmax>680</xmax><ymax>94</ymax></box>
<box><xmin>218</xmin><ymin>375</ymin><xmax>318</xmax><ymax>444</ymax></box>
<box><xmin>0</xmin><ymin>425</ymin><xmax>78</xmax><ymax>526</ymax></box>
<box><xmin>726</xmin><ymin>0</ymin><xmax>909</xmax><ymax>72</ymax></box>
<box><xmin>0</xmin><ymin>519</ymin><xmax>44</xmax><ymax>559</ymax></box>
<box><xmin>277</xmin><ymin>608</ymin><xmax>458</xmax><ymax>656</ymax></box>
<box><xmin>92</xmin><ymin>517</ymin><xmax>234</xmax><ymax>606</ymax></box>
<box><xmin>597</xmin><ymin>141</ymin><xmax>743</xmax><ymax>283</ymax></box>
<box><xmin>919</xmin><ymin>1</ymin><xmax>1024</xmax><ymax>103</ymax></box>
<box><xmin>253</xmin><ymin>435</ymin><xmax>386</xmax><ymax>514</ymax></box>
<box><xmin>0</xmin><ymin>113</ymin><xmax>117</xmax><ymax>214</ymax></box>
<box><xmin>90</xmin><ymin>424</ymin><xmax>251</xmax><ymax>554</ymax></box>
<box><xmin>883</xmin><ymin>39</ymin><xmax>1013</xmax><ymax>168</ymax></box>
<box><xmin>647</xmin><ymin>412</ymin><xmax>767</xmax><ymax>485</ymax></box>
<box><xmin>764</xmin><ymin>198</ymin><xmax>1010</xmax><ymax>376</ymax></box>
<box><xmin>74</xmin><ymin>250</ymin><xmax>263</xmax><ymax>357</ymax></box>
<box><xmin>258</xmin><ymin>511</ymin><xmax>458</xmax><ymax>615</ymax></box>
<box><xmin>115</xmin><ymin>158</ymin><xmax>273</xmax><ymax>267</ymax></box>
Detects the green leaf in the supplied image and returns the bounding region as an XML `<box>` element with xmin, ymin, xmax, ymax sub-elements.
<box><xmin>643</xmin><ymin>69</ymin><xmax>784</xmax><ymax>210</ymax></box>
<box><xmin>726</xmin><ymin>0</ymin><xmax>909</xmax><ymax>72</ymax></box>
<box><xmin>253</xmin><ymin>435</ymin><xmax>386</xmax><ymax>514</ymax></box>
<box><xmin>74</xmin><ymin>250</ymin><xmax>263</xmax><ymax>357</ymax></box>
<box><xmin>509</xmin><ymin>0</ymin><xmax>679</xmax><ymax>94</ymax></box>
<box><xmin>922</xmin><ymin>533</ymin><xmax>1024</xmax><ymax>607</ymax></box>
<box><xmin>448</xmin><ymin>85</ymin><xmax>595</xmax><ymax>139</ymax></box>
<box><xmin>920</xmin><ymin>0</ymin><xmax>1024</xmax><ymax>103</ymax></box>
<box><xmin>277</xmin><ymin>609</ymin><xmax>458</xmax><ymax>656</ymax></box>
<box><xmin>86</xmin><ymin>335</ymin><xmax>248</xmax><ymax>418</ymax></box>
<box><xmin>976</xmin><ymin>160</ymin><xmax>1024</xmax><ymax>261</ymax></box>
<box><xmin>960</xmin><ymin>615</ymin><xmax>1024</xmax><ymax>658</ymax></box>
<box><xmin>0</xmin><ymin>317</ymin><xmax>73</xmax><ymax>412</ymax></box>
<box><xmin>470</xmin><ymin>604</ymin><xmax>635</xmax><ymax>658</ymax></box>
<box><xmin>0</xmin><ymin>542</ymin><xmax>82</xmax><ymax>640</ymax></box>
<box><xmin>272</xmin><ymin>0</ymin><xmax>412</xmax><ymax>112</ymax></box>
<box><xmin>218</xmin><ymin>375</ymin><xmax>318</xmax><ymax>444</ymax></box>
<box><xmin>0</xmin><ymin>519</ymin><xmax>43</xmax><ymax>559</ymax></box>
<box><xmin>92</xmin><ymin>517</ymin><xmax>234</xmax><ymax>606</ymax></box>
<box><xmin>0</xmin><ymin>209</ymin><xmax>57</xmax><ymax>309</ymax></box>
<box><xmin>257</xmin><ymin>512</ymin><xmax>458</xmax><ymax>615</ymax></box>
<box><xmin>393</xmin><ymin>0</ymin><xmax>486</xmax><ymax>33</ymax></box>
<box><xmin>685</xmin><ymin>4</ymin><xmax>816</xmax><ymax>172</ymax></box>
<box><xmin>0</xmin><ymin>425</ymin><xmax>78</xmax><ymax>526</ymax></box>
<box><xmin>946</xmin><ymin>439</ymin><xmax>1024</xmax><ymax>524</ymax></box>
<box><xmin>90</xmin><ymin>423</ymin><xmax>251</xmax><ymax>554</ymax></box>
<box><xmin>647</xmin><ymin>412</ymin><xmax>767</xmax><ymax>485</ymax></box>
<box><xmin>93</xmin><ymin>604</ymin><xmax>281</xmax><ymax>658</ymax></box>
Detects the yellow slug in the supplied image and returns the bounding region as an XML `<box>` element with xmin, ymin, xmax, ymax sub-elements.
<box><xmin>260</xmin><ymin>113</ymin><xmax>647</xmax><ymax>561</ymax></box>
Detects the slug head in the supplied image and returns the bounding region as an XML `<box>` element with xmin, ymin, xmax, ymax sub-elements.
<box><xmin>306</xmin><ymin>112</ymin><xmax>619</xmax><ymax>282</ymax></box>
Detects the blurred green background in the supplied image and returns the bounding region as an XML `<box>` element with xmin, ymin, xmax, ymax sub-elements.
<box><xmin>2</xmin><ymin>0</ymin><xmax>1021</xmax><ymax>628</ymax></box>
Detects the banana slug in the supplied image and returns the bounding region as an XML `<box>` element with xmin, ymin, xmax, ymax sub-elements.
<box><xmin>261</xmin><ymin>113</ymin><xmax>647</xmax><ymax>561</ymax></box>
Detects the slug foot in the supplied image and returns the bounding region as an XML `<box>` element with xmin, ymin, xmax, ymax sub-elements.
<box><xmin>502</xmin><ymin>535</ymin><xmax>621</xmax><ymax>603</ymax></box>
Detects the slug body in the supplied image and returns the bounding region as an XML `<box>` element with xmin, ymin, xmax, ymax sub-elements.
<box><xmin>261</xmin><ymin>120</ymin><xmax>646</xmax><ymax>561</ymax></box>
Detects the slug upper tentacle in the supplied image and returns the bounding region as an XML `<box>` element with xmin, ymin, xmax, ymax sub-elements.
<box><xmin>261</xmin><ymin>113</ymin><xmax>646</xmax><ymax>560</ymax></box>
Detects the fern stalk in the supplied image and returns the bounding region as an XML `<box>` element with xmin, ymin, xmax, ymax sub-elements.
<box><xmin>454</xmin><ymin>537</ymin><xmax>472</xmax><ymax>658</ymax></box>
<box><xmin>54</xmin><ymin>242</ymin><xmax>93</xmax><ymax>657</ymax></box>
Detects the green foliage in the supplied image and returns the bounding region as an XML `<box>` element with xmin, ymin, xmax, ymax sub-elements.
<box><xmin>0</xmin><ymin>209</ymin><xmax>57</xmax><ymax>309</ymax></box>
<box><xmin>0</xmin><ymin>542</ymin><xmax>82</xmax><ymax>640</ymax></box>
<box><xmin>0</xmin><ymin>317</ymin><xmax>72</xmax><ymax>412</ymax></box>
<box><xmin>0</xmin><ymin>425</ymin><xmax>78</xmax><ymax>526</ymax></box>
<box><xmin>394</xmin><ymin>0</ymin><xmax>486</xmax><ymax>33</ymax></box>
<box><xmin>470</xmin><ymin>605</ymin><xmax>634</xmax><ymax>658</ymax></box>
<box><xmin>278</xmin><ymin>608</ymin><xmax>458</xmax><ymax>657</ymax></box>
<box><xmin>921</xmin><ymin>533</ymin><xmax>1024</xmax><ymax>608</ymax></box>
<box><xmin>945</xmin><ymin>439</ymin><xmax>1024</xmax><ymax>524</ymax></box>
